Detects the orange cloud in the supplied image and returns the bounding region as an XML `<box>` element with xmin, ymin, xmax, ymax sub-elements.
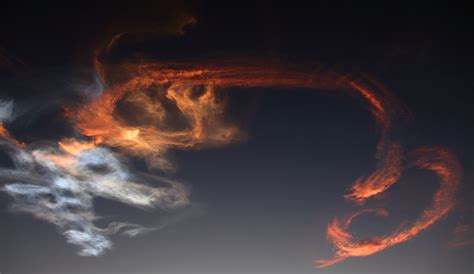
<box><xmin>63</xmin><ymin>55</ymin><xmax>462</xmax><ymax>266</ymax></box>
<box><xmin>69</xmin><ymin>59</ymin><xmax>397</xmax><ymax>176</ymax></box>
<box><xmin>316</xmin><ymin>147</ymin><xmax>462</xmax><ymax>268</ymax></box>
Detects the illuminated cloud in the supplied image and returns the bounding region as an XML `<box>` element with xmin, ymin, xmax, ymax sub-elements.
<box><xmin>0</xmin><ymin>108</ymin><xmax>189</xmax><ymax>256</ymax></box>
<box><xmin>0</xmin><ymin>47</ymin><xmax>463</xmax><ymax>265</ymax></box>
<box><xmin>72</xmin><ymin>80</ymin><xmax>242</xmax><ymax>171</ymax></box>
<box><xmin>316</xmin><ymin>147</ymin><xmax>462</xmax><ymax>268</ymax></box>
<box><xmin>67</xmin><ymin>56</ymin><xmax>460</xmax><ymax>265</ymax></box>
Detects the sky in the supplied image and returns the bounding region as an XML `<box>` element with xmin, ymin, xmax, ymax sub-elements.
<box><xmin>0</xmin><ymin>4</ymin><xmax>472</xmax><ymax>274</ymax></box>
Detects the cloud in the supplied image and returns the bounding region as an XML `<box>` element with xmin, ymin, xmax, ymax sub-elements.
<box><xmin>0</xmin><ymin>113</ymin><xmax>189</xmax><ymax>256</ymax></box>
<box><xmin>0</xmin><ymin>51</ymin><xmax>463</xmax><ymax>267</ymax></box>
<box><xmin>316</xmin><ymin>147</ymin><xmax>462</xmax><ymax>268</ymax></box>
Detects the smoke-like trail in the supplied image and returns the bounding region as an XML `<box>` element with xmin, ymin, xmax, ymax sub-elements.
<box><xmin>0</xmin><ymin>101</ymin><xmax>189</xmax><ymax>256</ymax></box>
<box><xmin>64</xmin><ymin>57</ymin><xmax>451</xmax><ymax>264</ymax></box>
<box><xmin>70</xmin><ymin>60</ymin><xmax>402</xmax><ymax>192</ymax></box>
<box><xmin>316</xmin><ymin>147</ymin><xmax>462</xmax><ymax>267</ymax></box>
<box><xmin>1</xmin><ymin>52</ymin><xmax>462</xmax><ymax>264</ymax></box>
<box><xmin>69</xmin><ymin>58</ymin><xmax>462</xmax><ymax>266</ymax></box>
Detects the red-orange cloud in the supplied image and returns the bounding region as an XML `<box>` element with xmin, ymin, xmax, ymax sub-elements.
<box><xmin>316</xmin><ymin>147</ymin><xmax>462</xmax><ymax>268</ymax></box>
<box><xmin>64</xmin><ymin>57</ymin><xmax>461</xmax><ymax>267</ymax></box>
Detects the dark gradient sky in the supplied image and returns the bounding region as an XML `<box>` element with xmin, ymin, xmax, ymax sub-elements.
<box><xmin>0</xmin><ymin>4</ymin><xmax>472</xmax><ymax>274</ymax></box>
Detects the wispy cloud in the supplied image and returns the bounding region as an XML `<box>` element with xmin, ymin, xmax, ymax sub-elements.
<box><xmin>1</xmin><ymin>101</ymin><xmax>189</xmax><ymax>256</ymax></box>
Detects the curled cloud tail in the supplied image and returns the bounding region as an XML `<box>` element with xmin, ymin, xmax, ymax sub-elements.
<box><xmin>316</xmin><ymin>147</ymin><xmax>462</xmax><ymax>268</ymax></box>
<box><xmin>343</xmin><ymin>81</ymin><xmax>403</xmax><ymax>203</ymax></box>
